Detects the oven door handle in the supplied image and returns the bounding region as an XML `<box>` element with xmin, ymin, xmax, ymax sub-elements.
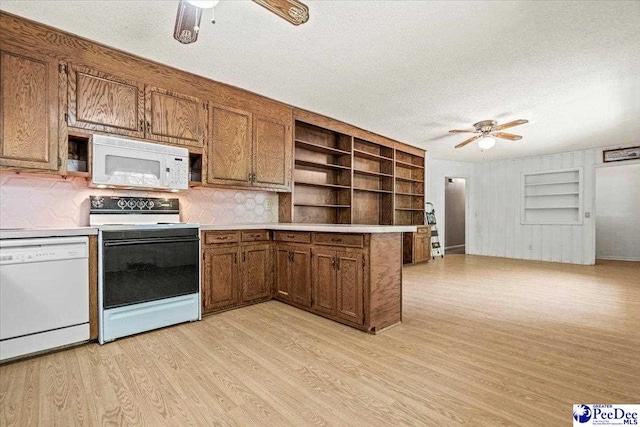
<box><xmin>103</xmin><ymin>237</ymin><xmax>200</xmax><ymax>247</ymax></box>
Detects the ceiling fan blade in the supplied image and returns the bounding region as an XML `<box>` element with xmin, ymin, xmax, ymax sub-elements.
<box><xmin>455</xmin><ymin>135</ymin><xmax>481</xmax><ymax>148</ymax></box>
<box><xmin>494</xmin><ymin>119</ymin><xmax>528</xmax><ymax>131</ymax></box>
<box><xmin>252</xmin><ymin>0</ymin><xmax>309</xmax><ymax>25</ymax></box>
<box><xmin>449</xmin><ymin>130</ymin><xmax>478</xmax><ymax>134</ymax></box>
<box><xmin>493</xmin><ymin>132</ymin><xmax>523</xmax><ymax>141</ymax></box>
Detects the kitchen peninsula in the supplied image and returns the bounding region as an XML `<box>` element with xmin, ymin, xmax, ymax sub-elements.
<box><xmin>200</xmin><ymin>223</ymin><xmax>415</xmax><ymax>333</ymax></box>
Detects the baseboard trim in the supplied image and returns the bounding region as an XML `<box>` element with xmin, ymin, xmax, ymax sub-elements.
<box><xmin>596</xmin><ymin>256</ymin><xmax>640</xmax><ymax>262</ymax></box>
<box><xmin>445</xmin><ymin>244</ymin><xmax>465</xmax><ymax>250</ymax></box>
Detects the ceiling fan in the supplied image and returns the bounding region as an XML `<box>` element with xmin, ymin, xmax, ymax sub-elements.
<box><xmin>174</xmin><ymin>0</ymin><xmax>309</xmax><ymax>44</ymax></box>
<box><xmin>449</xmin><ymin>119</ymin><xmax>529</xmax><ymax>149</ymax></box>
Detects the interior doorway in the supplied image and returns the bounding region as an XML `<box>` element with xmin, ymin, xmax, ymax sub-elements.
<box><xmin>444</xmin><ymin>177</ymin><xmax>466</xmax><ymax>255</ymax></box>
<box><xmin>595</xmin><ymin>163</ymin><xmax>640</xmax><ymax>262</ymax></box>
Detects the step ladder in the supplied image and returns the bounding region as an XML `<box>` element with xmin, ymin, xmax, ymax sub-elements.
<box><xmin>425</xmin><ymin>202</ymin><xmax>443</xmax><ymax>259</ymax></box>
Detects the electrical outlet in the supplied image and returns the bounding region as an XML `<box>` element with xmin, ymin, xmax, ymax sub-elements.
<box><xmin>528</xmin><ymin>244</ymin><xmax>533</xmax><ymax>250</ymax></box>
<box><xmin>585</xmin><ymin>212</ymin><xmax>591</xmax><ymax>218</ymax></box>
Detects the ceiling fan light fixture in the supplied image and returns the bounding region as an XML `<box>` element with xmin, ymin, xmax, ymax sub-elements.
<box><xmin>478</xmin><ymin>136</ymin><xmax>496</xmax><ymax>150</ymax></box>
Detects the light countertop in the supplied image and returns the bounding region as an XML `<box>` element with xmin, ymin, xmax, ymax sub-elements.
<box><xmin>200</xmin><ymin>223</ymin><xmax>417</xmax><ymax>233</ymax></box>
<box><xmin>0</xmin><ymin>227</ymin><xmax>99</xmax><ymax>240</ymax></box>
<box><xmin>0</xmin><ymin>223</ymin><xmax>417</xmax><ymax>240</ymax></box>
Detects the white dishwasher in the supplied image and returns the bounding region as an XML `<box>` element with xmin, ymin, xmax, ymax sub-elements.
<box><xmin>0</xmin><ymin>236</ymin><xmax>90</xmax><ymax>361</ymax></box>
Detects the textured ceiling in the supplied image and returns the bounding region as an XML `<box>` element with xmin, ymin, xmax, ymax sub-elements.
<box><xmin>2</xmin><ymin>0</ymin><xmax>639</xmax><ymax>161</ymax></box>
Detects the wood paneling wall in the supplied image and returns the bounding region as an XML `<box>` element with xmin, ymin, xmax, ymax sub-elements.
<box><xmin>471</xmin><ymin>149</ymin><xmax>597</xmax><ymax>265</ymax></box>
<box><xmin>426</xmin><ymin>147</ymin><xmax>639</xmax><ymax>265</ymax></box>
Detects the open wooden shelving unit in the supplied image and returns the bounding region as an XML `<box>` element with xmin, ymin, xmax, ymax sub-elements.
<box><xmin>394</xmin><ymin>150</ymin><xmax>425</xmax><ymax>226</ymax></box>
<box><xmin>287</xmin><ymin>121</ymin><xmax>353</xmax><ymax>224</ymax></box>
<box><xmin>280</xmin><ymin>119</ymin><xmax>426</xmax><ymax>226</ymax></box>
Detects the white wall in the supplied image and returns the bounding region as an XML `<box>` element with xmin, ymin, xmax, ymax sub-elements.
<box><xmin>428</xmin><ymin>146</ymin><xmax>639</xmax><ymax>265</ymax></box>
<box><xmin>595</xmin><ymin>163</ymin><xmax>640</xmax><ymax>261</ymax></box>
<box><xmin>472</xmin><ymin>149</ymin><xmax>598</xmax><ymax>265</ymax></box>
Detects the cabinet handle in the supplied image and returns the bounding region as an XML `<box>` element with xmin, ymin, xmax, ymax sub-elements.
<box><xmin>289</xmin><ymin>251</ymin><xmax>294</xmax><ymax>262</ymax></box>
<box><xmin>331</xmin><ymin>257</ymin><xmax>336</xmax><ymax>270</ymax></box>
<box><xmin>287</xmin><ymin>234</ymin><xmax>296</xmax><ymax>238</ymax></box>
<box><xmin>243</xmin><ymin>252</ymin><xmax>246</xmax><ymax>262</ymax></box>
<box><xmin>336</xmin><ymin>257</ymin><xmax>341</xmax><ymax>270</ymax></box>
<box><xmin>139</xmin><ymin>119</ymin><xmax>144</xmax><ymax>131</ymax></box>
<box><xmin>216</xmin><ymin>236</ymin><xmax>229</xmax><ymax>240</ymax></box>
<box><xmin>248</xmin><ymin>173</ymin><xmax>252</xmax><ymax>182</ymax></box>
<box><xmin>331</xmin><ymin>238</ymin><xmax>343</xmax><ymax>243</ymax></box>
<box><xmin>234</xmin><ymin>253</ymin><xmax>237</xmax><ymax>264</ymax></box>
<box><xmin>146</xmin><ymin>121</ymin><xmax>151</xmax><ymax>134</ymax></box>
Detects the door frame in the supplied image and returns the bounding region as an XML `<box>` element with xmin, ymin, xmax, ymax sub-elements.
<box><xmin>593</xmin><ymin>159</ymin><xmax>640</xmax><ymax>263</ymax></box>
<box><xmin>443</xmin><ymin>176</ymin><xmax>469</xmax><ymax>255</ymax></box>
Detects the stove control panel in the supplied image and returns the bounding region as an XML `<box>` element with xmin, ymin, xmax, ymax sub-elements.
<box><xmin>90</xmin><ymin>196</ymin><xmax>179</xmax><ymax>213</ymax></box>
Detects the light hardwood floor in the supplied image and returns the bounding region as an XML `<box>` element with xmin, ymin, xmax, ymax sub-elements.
<box><xmin>1</xmin><ymin>256</ymin><xmax>638</xmax><ymax>426</ymax></box>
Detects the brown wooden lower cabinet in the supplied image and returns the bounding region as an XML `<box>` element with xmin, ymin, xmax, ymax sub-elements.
<box><xmin>202</xmin><ymin>231</ymin><xmax>272</xmax><ymax>315</ymax></box>
<box><xmin>241</xmin><ymin>243</ymin><xmax>271</xmax><ymax>303</ymax></box>
<box><xmin>202</xmin><ymin>229</ymin><xmax>401</xmax><ymax>332</ymax></box>
<box><xmin>202</xmin><ymin>246</ymin><xmax>240</xmax><ymax>312</ymax></box>
<box><xmin>311</xmin><ymin>247</ymin><xmax>365</xmax><ymax>326</ymax></box>
<box><xmin>274</xmin><ymin>243</ymin><xmax>312</xmax><ymax>307</ymax></box>
<box><xmin>403</xmin><ymin>226</ymin><xmax>431</xmax><ymax>264</ymax></box>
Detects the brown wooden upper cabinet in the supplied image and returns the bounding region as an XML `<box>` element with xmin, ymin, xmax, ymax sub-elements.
<box><xmin>67</xmin><ymin>64</ymin><xmax>145</xmax><ymax>138</ymax></box>
<box><xmin>0</xmin><ymin>46</ymin><xmax>59</xmax><ymax>171</ymax></box>
<box><xmin>145</xmin><ymin>86</ymin><xmax>206</xmax><ymax>147</ymax></box>
<box><xmin>253</xmin><ymin>115</ymin><xmax>292</xmax><ymax>190</ymax></box>
<box><xmin>208</xmin><ymin>104</ymin><xmax>253</xmax><ymax>187</ymax></box>
<box><xmin>67</xmin><ymin>65</ymin><xmax>207</xmax><ymax>147</ymax></box>
<box><xmin>208</xmin><ymin>105</ymin><xmax>292</xmax><ymax>191</ymax></box>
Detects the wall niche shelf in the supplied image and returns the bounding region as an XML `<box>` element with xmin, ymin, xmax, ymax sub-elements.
<box><xmin>521</xmin><ymin>167</ymin><xmax>583</xmax><ymax>225</ymax></box>
<box><xmin>66</xmin><ymin>131</ymin><xmax>91</xmax><ymax>177</ymax></box>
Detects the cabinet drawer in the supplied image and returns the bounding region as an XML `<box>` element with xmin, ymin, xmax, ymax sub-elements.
<box><xmin>273</xmin><ymin>231</ymin><xmax>311</xmax><ymax>243</ymax></box>
<box><xmin>204</xmin><ymin>232</ymin><xmax>240</xmax><ymax>245</ymax></box>
<box><xmin>241</xmin><ymin>230</ymin><xmax>270</xmax><ymax>242</ymax></box>
<box><xmin>312</xmin><ymin>233</ymin><xmax>364</xmax><ymax>248</ymax></box>
<box><xmin>417</xmin><ymin>226</ymin><xmax>431</xmax><ymax>234</ymax></box>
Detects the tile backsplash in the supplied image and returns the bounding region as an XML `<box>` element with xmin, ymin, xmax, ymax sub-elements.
<box><xmin>0</xmin><ymin>172</ymin><xmax>278</xmax><ymax>228</ymax></box>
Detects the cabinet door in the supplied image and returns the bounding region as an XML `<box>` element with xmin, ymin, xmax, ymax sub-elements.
<box><xmin>67</xmin><ymin>64</ymin><xmax>144</xmax><ymax>137</ymax></box>
<box><xmin>289</xmin><ymin>246</ymin><xmax>311</xmax><ymax>308</ymax></box>
<box><xmin>145</xmin><ymin>86</ymin><xmax>206</xmax><ymax>147</ymax></box>
<box><xmin>207</xmin><ymin>104</ymin><xmax>252</xmax><ymax>186</ymax></box>
<box><xmin>311</xmin><ymin>248</ymin><xmax>336</xmax><ymax>316</ymax></box>
<box><xmin>413</xmin><ymin>233</ymin><xmax>430</xmax><ymax>263</ymax></box>
<box><xmin>0</xmin><ymin>47</ymin><xmax>59</xmax><ymax>171</ymax></box>
<box><xmin>274</xmin><ymin>244</ymin><xmax>291</xmax><ymax>301</ymax></box>
<box><xmin>241</xmin><ymin>243</ymin><xmax>271</xmax><ymax>303</ymax></box>
<box><xmin>202</xmin><ymin>247</ymin><xmax>239</xmax><ymax>313</ymax></box>
<box><xmin>253</xmin><ymin>115</ymin><xmax>292</xmax><ymax>191</ymax></box>
<box><xmin>335</xmin><ymin>250</ymin><xmax>364</xmax><ymax>325</ymax></box>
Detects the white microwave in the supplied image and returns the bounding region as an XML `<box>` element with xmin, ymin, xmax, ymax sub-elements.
<box><xmin>92</xmin><ymin>135</ymin><xmax>189</xmax><ymax>191</ymax></box>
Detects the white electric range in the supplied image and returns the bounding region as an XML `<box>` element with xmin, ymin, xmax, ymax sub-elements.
<box><xmin>90</xmin><ymin>196</ymin><xmax>200</xmax><ymax>344</ymax></box>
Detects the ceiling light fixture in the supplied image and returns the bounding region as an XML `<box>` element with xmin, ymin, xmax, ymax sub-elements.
<box><xmin>478</xmin><ymin>136</ymin><xmax>496</xmax><ymax>150</ymax></box>
<box><xmin>173</xmin><ymin>0</ymin><xmax>220</xmax><ymax>44</ymax></box>
<box><xmin>187</xmin><ymin>0</ymin><xmax>216</xmax><ymax>7</ymax></box>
